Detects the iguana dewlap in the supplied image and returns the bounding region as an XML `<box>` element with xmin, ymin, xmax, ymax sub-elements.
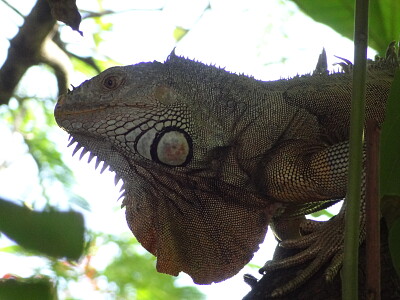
<box><xmin>54</xmin><ymin>47</ymin><xmax>397</xmax><ymax>296</ymax></box>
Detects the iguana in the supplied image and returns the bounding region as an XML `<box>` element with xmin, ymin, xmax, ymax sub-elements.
<box><xmin>54</xmin><ymin>43</ymin><xmax>399</xmax><ymax>297</ymax></box>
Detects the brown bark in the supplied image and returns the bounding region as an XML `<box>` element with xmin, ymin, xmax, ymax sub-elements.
<box><xmin>366</xmin><ymin>119</ymin><xmax>381</xmax><ymax>299</ymax></box>
<box><xmin>0</xmin><ymin>0</ymin><xmax>55</xmax><ymax>104</ymax></box>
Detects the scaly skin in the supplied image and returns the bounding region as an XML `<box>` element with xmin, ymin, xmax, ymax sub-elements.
<box><xmin>54</xmin><ymin>46</ymin><xmax>398</xmax><ymax>296</ymax></box>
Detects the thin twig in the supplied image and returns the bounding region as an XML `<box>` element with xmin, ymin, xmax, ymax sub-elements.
<box><xmin>0</xmin><ymin>0</ymin><xmax>24</xmax><ymax>18</ymax></box>
<box><xmin>80</xmin><ymin>8</ymin><xmax>163</xmax><ymax>20</ymax></box>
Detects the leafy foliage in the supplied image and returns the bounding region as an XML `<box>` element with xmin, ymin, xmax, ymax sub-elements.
<box><xmin>290</xmin><ymin>0</ymin><xmax>400</xmax><ymax>54</ymax></box>
<box><xmin>0</xmin><ymin>96</ymin><xmax>88</xmax><ymax>209</ymax></box>
<box><xmin>290</xmin><ymin>0</ymin><xmax>400</xmax><ymax>284</ymax></box>
<box><xmin>98</xmin><ymin>234</ymin><xmax>205</xmax><ymax>300</ymax></box>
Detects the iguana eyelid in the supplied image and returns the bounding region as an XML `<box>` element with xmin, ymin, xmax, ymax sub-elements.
<box><xmin>102</xmin><ymin>73</ymin><xmax>125</xmax><ymax>91</ymax></box>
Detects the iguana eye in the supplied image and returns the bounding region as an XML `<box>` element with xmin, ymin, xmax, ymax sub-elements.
<box><xmin>102</xmin><ymin>75</ymin><xmax>124</xmax><ymax>90</ymax></box>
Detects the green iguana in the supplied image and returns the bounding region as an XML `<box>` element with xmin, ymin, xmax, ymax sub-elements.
<box><xmin>54</xmin><ymin>43</ymin><xmax>399</xmax><ymax>297</ymax></box>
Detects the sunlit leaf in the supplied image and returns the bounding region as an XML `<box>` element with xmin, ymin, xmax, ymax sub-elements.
<box><xmin>91</xmin><ymin>15</ymin><xmax>113</xmax><ymax>46</ymax></box>
<box><xmin>173</xmin><ymin>26</ymin><xmax>189</xmax><ymax>42</ymax></box>
<box><xmin>70</xmin><ymin>56</ymin><xmax>100</xmax><ymax>76</ymax></box>
<box><xmin>0</xmin><ymin>244</ymin><xmax>38</xmax><ymax>256</ymax></box>
<box><xmin>93</xmin><ymin>31</ymin><xmax>104</xmax><ymax>47</ymax></box>
<box><xmin>99</xmin><ymin>21</ymin><xmax>113</xmax><ymax>31</ymax></box>
<box><xmin>69</xmin><ymin>194</ymin><xmax>91</xmax><ymax>211</ymax></box>
<box><xmin>309</xmin><ymin>209</ymin><xmax>334</xmax><ymax>218</ymax></box>
<box><xmin>246</xmin><ymin>262</ymin><xmax>262</xmax><ymax>269</ymax></box>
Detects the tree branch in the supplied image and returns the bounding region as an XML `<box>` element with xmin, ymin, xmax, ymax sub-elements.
<box><xmin>0</xmin><ymin>0</ymin><xmax>56</xmax><ymax>105</ymax></box>
<box><xmin>0</xmin><ymin>0</ymin><xmax>24</xmax><ymax>17</ymax></box>
<box><xmin>40</xmin><ymin>28</ymin><xmax>73</xmax><ymax>95</ymax></box>
<box><xmin>52</xmin><ymin>31</ymin><xmax>101</xmax><ymax>74</ymax></box>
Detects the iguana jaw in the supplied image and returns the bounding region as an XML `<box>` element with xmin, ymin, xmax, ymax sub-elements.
<box><xmin>64</xmin><ymin>132</ymin><xmax>132</xmax><ymax>201</ymax></box>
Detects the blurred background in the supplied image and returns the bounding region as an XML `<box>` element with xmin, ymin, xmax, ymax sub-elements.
<box><xmin>0</xmin><ymin>0</ymin><xmax>396</xmax><ymax>299</ymax></box>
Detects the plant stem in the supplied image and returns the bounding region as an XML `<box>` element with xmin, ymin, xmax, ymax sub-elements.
<box><xmin>342</xmin><ymin>0</ymin><xmax>369</xmax><ymax>299</ymax></box>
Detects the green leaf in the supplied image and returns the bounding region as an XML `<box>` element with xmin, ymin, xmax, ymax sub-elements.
<box><xmin>0</xmin><ymin>277</ymin><xmax>57</xmax><ymax>300</ymax></box>
<box><xmin>246</xmin><ymin>262</ymin><xmax>262</xmax><ymax>269</ymax></box>
<box><xmin>380</xmin><ymin>68</ymin><xmax>400</xmax><ymax>282</ymax></box>
<box><xmin>70</xmin><ymin>56</ymin><xmax>100</xmax><ymax>76</ymax></box>
<box><xmin>388</xmin><ymin>217</ymin><xmax>400</xmax><ymax>277</ymax></box>
<box><xmin>0</xmin><ymin>244</ymin><xmax>38</xmax><ymax>256</ymax></box>
<box><xmin>381</xmin><ymin>195</ymin><xmax>400</xmax><ymax>278</ymax></box>
<box><xmin>69</xmin><ymin>194</ymin><xmax>91</xmax><ymax>211</ymax></box>
<box><xmin>173</xmin><ymin>26</ymin><xmax>189</xmax><ymax>42</ymax></box>
<box><xmin>309</xmin><ymin>209</ymin><xmax>334</xmax><ymax>219</ymax></box>
<box><xmin>380</xmin><ymin>70</ymin><xmax>400</xmax><ymax>196</ymax></box>
<box><xmin>0</xmin><ymin>199</ymin><xmax>85</xmax><ymax>260</ymax></box>
<box><xmin>290</xmin><ymin>0</ymin><xmax>400</xmax><ymax>54</ymax></box>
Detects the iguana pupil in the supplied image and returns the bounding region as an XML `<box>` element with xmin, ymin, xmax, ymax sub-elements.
<box><xmin>102</xmin><ymin>75</ymin><xmax>124</xmax><ymax>90</ymax></box>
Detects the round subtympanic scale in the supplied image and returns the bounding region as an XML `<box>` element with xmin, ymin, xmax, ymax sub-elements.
<box><xmin>155</xmin><ymin>130</ymin><xmax>190</xmax><ymax>166</ymax></box>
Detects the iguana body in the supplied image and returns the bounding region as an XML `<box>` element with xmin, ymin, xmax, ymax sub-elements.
<box><xmin>54</xmin><ymin>46</ymin><xmax>398</xmax><ymax>296</ymax></box>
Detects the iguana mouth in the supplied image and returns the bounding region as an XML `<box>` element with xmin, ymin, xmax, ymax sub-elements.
<box><xmin>55</xmin><ymin>106</ymin><xmax>108</xmax><ymax>116</ymax></box>
<box><xmin>55</xmin><ymin>94</ymin><xmax>156</xmax><ymax>118</ymax></box>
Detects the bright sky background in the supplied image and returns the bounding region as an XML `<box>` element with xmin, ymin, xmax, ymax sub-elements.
<box><xmin>0</xmin><ymin>0</ymin><xmax>378</xmax><ymax>299</ymax></box>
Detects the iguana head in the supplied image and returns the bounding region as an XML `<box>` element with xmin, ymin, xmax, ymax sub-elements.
<box><xmin>54</xmin><ymin>53</ymin><xmax>277</xmax><ymax>284</ymax></box>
